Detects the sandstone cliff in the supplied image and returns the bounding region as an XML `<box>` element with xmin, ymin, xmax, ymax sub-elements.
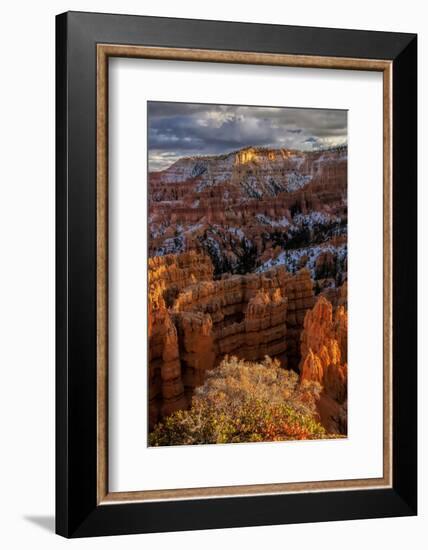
<box><xmin>149</xmin><ymin>145</ymin><xmax>347</xmax><ymax>283</ymax></box>
<box><xmin>299</xmin><ymin>296</ymin><xmax>348</xmax><ymax>433</ymax></box>
<box><xmin>148</xmin><ymin>252</ymin><xmax>213</xmax><ymax>425</ymax></box>
<box><xmin>148</xmin><ymin>145</ymin><xmax>348</xmax><ymax>431</ymax></box>
<box><xmin>148</xmin><ymin>252</ymin><xmax>316</xmax><ymax>427</ymax></box>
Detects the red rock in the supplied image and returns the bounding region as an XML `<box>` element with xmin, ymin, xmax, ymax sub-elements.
<box><xmin>148</xmin><ymin>252</ymin><xmax>213</xmax><ymax>426</ymax></box>
<box><xmin>148</xmin><ymin>146</ymin><xmax>347</xmax><ymax>281</ymax></box>
<box><xmin>298</xmin><ymin>295</ymin><xmax>348</xmax><ymax>433</ymax></box>
<box><xmin>147</xmin><ymin>145</ymin><xmax>348</xmax><ymax>428</ymax></box>
<box><xmin>148</xmin><ymin>254</ymin><xmax>316</xmax><ymax>427</ymax></box>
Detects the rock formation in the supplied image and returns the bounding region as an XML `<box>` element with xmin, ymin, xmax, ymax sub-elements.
<box><xmin>148</xmin><ymin>252</ymin><xmax>316</xmax><ymax>427</ymax></box>
<box><xmin>299</xmin><ymin>296</ymin><xmax>348</xmax><ymax>433</ymax></box>
<box><xmin>148</xmin><ymin>297</ymin><xmax>187</xmax><ymax>427</ymax></box>
<box><xmin>148</xmin><ymin>252</ymin><xmax>213</xmax><ymax>426</ymax></box>
<box><xmin>149</xmin><ymin>145</ymin><xmax>347</xmax><ymax>282</ymax></box>
<box><xmin>148</xmin><ymin>145</ymin><xmax>348</xmax><ymax>432</ymax></box>
<box><xmin>149</xmin><ymin>250</ymin><xmax>214</xmax><ymax>307</ymax></box>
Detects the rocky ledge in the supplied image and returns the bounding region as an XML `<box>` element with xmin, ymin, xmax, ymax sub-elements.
<box><xmin>148</xmin><ymin>252</ymin><xmax>320</xmax><ymax>427</ymax></box>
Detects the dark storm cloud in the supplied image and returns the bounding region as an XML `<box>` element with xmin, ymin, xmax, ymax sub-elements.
<box><xmin>304</xmin><ymin>136</ymin><xmax>321</xmax><ymax>148</ymax></box>
<box><xmin>148</xmin><ymin>102</ymin><xmax>347</xmax><ymax>171</ymax></box>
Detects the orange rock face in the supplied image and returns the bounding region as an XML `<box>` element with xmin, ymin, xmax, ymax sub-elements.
<box><xmin>147</xmin><ymin>145</ymin><xmax>348</xmax><ymax>431</ymax></box>
<box><xmin>148</xmin><ymin>252</ymin><xmax>316</xmax><ymax>427</ymax></box>
<box><xmin>149</xmin><ymin>251</ymin><xmax>214</xmax><ymax>307</ymax></box>
<box><xmin>174</xmin><ymin>311</ymin><xmax>216</xmax><ymax>401</ymax></box>
<box><xmin>299</xmin><ymin>296</ymin><xmax>348</xmax><ymax>433</ymax></box>
<box><xmin>148</xmin><ymin>252</ymin><xmax>214</xmax><ymax>426</ymax></box>
<box><xmin>148</xmin><ymin>146</ymin><xmax>347</xmax><ymax>281</ymax></box>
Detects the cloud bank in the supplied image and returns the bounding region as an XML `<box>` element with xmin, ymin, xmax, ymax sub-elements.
<box><xmin>148</xmin><ymin>102</ymin><xmax>347</xmax><ymax>171</ymax></box>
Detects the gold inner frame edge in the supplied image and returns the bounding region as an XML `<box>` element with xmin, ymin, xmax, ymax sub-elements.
<box><xmin>96</xmin><ymin>44</ymin><xmax>393</xmax><ymax>505</ymax></box>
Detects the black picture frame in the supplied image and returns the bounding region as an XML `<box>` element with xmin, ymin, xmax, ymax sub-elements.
<box><xmin>56</xmin><ymin>10</ymin><xmax>417</xmax><ymax>538</ymax></box>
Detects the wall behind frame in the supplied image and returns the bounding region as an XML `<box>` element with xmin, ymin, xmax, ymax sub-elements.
<box><xmin>0</xmin><ymin>0</ymin><xmax>424</xmax><ymax>549</ymax></box>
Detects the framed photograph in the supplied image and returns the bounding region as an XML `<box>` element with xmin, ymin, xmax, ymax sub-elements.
<box><xmin>56</xmin><ymin>11</ymin><xmax>417</xmax><ymax>537</ymax></box>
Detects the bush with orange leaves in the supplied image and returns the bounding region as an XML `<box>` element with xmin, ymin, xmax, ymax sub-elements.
<box><xmin>149</xmin><ymin>355</ymin><xmax>326</xmax><ymax>446</ymax></box>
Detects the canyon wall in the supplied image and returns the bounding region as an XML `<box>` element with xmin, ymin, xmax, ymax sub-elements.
<box><xmin>299</xmin><ymin>296</ymin><xmax>348</xmax><ymax>433</ymax></box>
<box><xmin>148</xmin><ymin>252</ymin><xmax>213</xmax><ymax>425</ymax></box>
<box><xmin>148</xmin><ymin>145</ymin><xmax>348</xmax><ymax>431</ymax></box>
<box><xmin>148</xmin><ymin>146</ymin><xmax>347</xmax><ymax>284</ymax></box>
<box><xmin>148</xmin><ymin>252</ymin><xmax>315</xmax><ymax>427</ymax></box>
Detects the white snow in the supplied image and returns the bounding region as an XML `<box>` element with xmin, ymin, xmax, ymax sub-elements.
<box><xmin>286</xmin><ymin>172</ymin><xmax>312</xmax><ymax>192</ymax></box>
<box><xmin>293</xmin><ymin>212</ymin><xmax>340</xmax><ymax>227</ymax></box>
<box><xmin>255</xmin><ymin>214</ymin><xmax>291</xmax><ymax>228</ymax></box>
<box><xmin>257</xmin><ymin>243</ymin><xmax>347</xmax><ymax>280</ymax></box>
<box><xmin>228</xmin><ymin>227</ymin><xmax>245</xmax><ymax>239</ymax></box>
<box><xmin>155</xmin><ymin>235</ymin><xmax>186</xmax><ymax>256</ymax></box>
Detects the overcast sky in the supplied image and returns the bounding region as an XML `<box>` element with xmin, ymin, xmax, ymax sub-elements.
<box><xmin>148</xmin><ymin>102</ymin><xmax>347</xmax><ymax>171</ymax></box>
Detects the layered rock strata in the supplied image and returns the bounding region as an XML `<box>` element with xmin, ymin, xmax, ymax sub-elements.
<box><xmin>149</xmin><ymin>251</ymin><xmax>214</xmax><ymax>307</ymax></box>
<box><xmin>299</xmin><ymin>296</ymin><xmax>348</xmax><ymax>433</ymax></box>
<box><xmin>148</xmin><ymin>146</ymin><xmax>347</xmax><ymax>285</ymax></box>
<box><xmin>148</xmin><ymin>145</ymin><xmax>348</xmax><ymax>430</ymax></box>
<box><xmin>148</xmin><ymin>253</ymin><xmax>315</xmax><ymax>427</ymax></box>
<box><xmin>148</xmin><ymin>252</ymin><xmax>213</xmax><ymax>427</ymax></box>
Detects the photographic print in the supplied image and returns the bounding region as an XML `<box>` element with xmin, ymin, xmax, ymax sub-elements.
<box><xmin>148</xmin><ymin>101</ymin><xmax>348</xmax><ymax>446</ymax></box>
<box><xmin>56</xmin><ymin>14</ymin><xmax>417</xmax><ymax>536</ymax></box>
